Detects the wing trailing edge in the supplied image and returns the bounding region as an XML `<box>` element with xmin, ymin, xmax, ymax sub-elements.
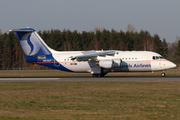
<box><xmin>70</xmin><ymin>50</ymin><xmax>116</xmax><ymax>61</ymax></box>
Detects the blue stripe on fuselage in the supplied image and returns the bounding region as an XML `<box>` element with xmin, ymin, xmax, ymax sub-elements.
<box><xmin>37</xmin><ymin>62</ymin><xmax>73</xmax><ymax>72</ymax></box>
<box><xmin>26</xmin><ymin>54</ymin><xmax>73</xmax><ymax>72</ymax></box>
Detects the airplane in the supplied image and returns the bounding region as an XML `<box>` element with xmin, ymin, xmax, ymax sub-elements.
<box><xmin>12</xmin><ymin>28</ymin><xmax>176</xmax><ymax>77</ymax></box>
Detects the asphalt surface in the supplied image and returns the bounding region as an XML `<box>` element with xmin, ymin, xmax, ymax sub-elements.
<box><xmin>0</xmin><ymin>76</ymin><xmax>180</xmax><ymax>81</ymax></box>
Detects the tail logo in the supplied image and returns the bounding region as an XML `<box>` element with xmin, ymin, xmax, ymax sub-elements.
<box><xmin>19</xmin><ymin>32</ymin><xmax>41</xmax><ymax>56</ymax></box>
<box><xmin>15</xmin><ymin>28</ymin><xmax>51</xmax><ymax>56</ymax></box>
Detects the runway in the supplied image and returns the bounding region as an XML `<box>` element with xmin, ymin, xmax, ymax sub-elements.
<box><xmin>0</xmin><ymin>76</ymin><xmax>180</xmax><ymax>81</ymax></box>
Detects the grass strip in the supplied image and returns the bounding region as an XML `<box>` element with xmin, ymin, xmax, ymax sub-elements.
<box><xmin>0</xmin><ymin>81</ymin><xmax>180</xmax><ymax>119</ymax></box>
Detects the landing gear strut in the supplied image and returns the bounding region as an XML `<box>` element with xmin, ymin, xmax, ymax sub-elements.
<box><xmin>161</xmin><ymin>72</ymin><xmax>166</xmax><ymax>77</ymax></box>
<box><xmin>92</xmin><ymin>68</ymin><xmax>106</xmax><ymax>77</ymax></box>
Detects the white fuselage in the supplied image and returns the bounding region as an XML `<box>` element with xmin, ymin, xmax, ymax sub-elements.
<box><xmin>43</xmin><ymin>50</ymin><xmax>176</xmax><ymax>73</ymax></box>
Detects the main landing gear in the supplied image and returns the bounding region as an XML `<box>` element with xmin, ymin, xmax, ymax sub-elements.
<box><xmin>92</xmin><ymin>74</ymin><xmax>105</xmax><ymax>77</ymax></box>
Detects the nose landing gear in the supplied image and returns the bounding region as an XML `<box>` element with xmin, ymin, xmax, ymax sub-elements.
<box><xmin>161</xmin><ymin>72</ymin><xmax>166</xmax><ymax>77</ymax></box>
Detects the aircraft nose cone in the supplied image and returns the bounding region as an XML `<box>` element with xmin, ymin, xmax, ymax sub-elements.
<box><xmin>172</xmin><ymin>63</ymin><xmax>177</xmax><ymax>68</ymax></box>
<box><xmin>170</xmin><ymin>62</ymin><xmax>177</xmax><ymax>68</ymax></box>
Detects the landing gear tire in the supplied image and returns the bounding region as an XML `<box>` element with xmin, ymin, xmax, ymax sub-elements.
<box><xmin>92</xmin><ymin>74</ymin><xmax>98</xmax><ymax>77</ymax></box>
<box><xmin>161</xmin><ymin>72</ymin><xmax>166</xmax><ymax>77</ymax></box>
<box><xmin>100</xmin><ymin>74</ymin><xmax>105</xmax><ymax>77</ymax></box>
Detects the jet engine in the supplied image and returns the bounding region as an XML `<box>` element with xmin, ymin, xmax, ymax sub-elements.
<box><xmin>112</xmin><ymin>59</ymin><xmax>122</xmax><ymax>68</ymax></box>
<box><xmin>98</xmin><ymin>59</ymin><xmax>122</xmax><ymax>68</ymax></box>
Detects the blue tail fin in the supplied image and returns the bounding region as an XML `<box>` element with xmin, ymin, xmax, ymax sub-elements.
<box><xmin>14</xmin><ymin>28</ymin><xmax>53</xmax><ymax>56</ymax></box>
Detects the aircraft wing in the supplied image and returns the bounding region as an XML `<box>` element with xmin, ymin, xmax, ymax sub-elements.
<box><xmin>70</xmin><ymin>50</ymin><xmax>116</xmax><ymax>61</ymax></box>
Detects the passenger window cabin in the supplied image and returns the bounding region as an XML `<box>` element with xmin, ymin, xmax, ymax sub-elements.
<box><xmin>121</xmin><ymin>57</ymin><xmax>137</xmax><ymax>61</ymax></box>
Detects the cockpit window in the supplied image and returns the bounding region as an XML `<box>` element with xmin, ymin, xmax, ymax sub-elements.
<box><xmin>159</xmin><ymin>56</ymin><xmax>165</xmax><ymax>59</ymax></box>
<box><xmin>156</xmin><ymin>56</ymin><xmax>159</xmax><ymax>60</ymax></box>
<box><xmin>152</xmin><ymin>56</ymin><xmax>165</xmax><ymax>60</ymax></box>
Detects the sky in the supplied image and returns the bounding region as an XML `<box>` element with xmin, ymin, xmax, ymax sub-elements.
<box><xmin>0</xmin><ymin>0</ymin><xmax>180</xmax><ymax>43</ymax></box>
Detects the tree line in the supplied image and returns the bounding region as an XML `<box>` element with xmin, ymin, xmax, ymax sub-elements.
<box><xmin>0</xmin><ymin>27</ymin><xmax>179</xmax><ymax>70</ymax></box>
